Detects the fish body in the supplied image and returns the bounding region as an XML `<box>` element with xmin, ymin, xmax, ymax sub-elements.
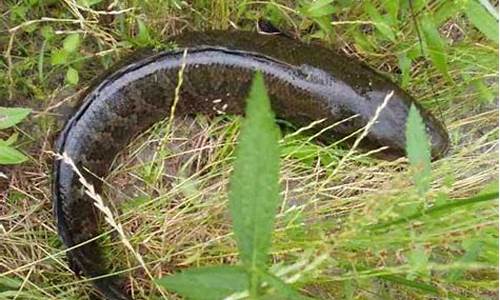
<box><xmin>53</xmin><ymin>31</ymin><xmax>449</xmax><ymax>299</ymax></box>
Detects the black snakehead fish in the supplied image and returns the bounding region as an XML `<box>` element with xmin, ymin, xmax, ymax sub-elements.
<box><xmin>53</xmin><ymin>30</ymin><xmax>450</xmax><ymax>299</ymax></box>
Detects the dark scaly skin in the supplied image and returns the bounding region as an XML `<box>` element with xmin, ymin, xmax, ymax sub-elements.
<box><xmin>53</xmin><ymin>31</ymin><xmax>450</xmax><ymax>299</ymax></box>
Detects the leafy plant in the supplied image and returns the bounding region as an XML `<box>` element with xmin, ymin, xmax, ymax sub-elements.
<box><xmin>364</xmin><ymin>1</ymin><xmax>396</xmax><ymax>42</ymax></box>
<box><xmin>420</xmin><ymin>14</ymin><xmax>452</xmax><ymax>82</ymax></box>
<box><xmin>51</xmin><ymin>33</ymin><xmax>81</xmax><ymax>85</ymax></box>
<box><xmin>157</xmin><ymin>73</ymin><xmax>313</xmax><ymax>299</ymax></box>
<box><xmin>405</xmin><ymin>104</ymin><xmax>431</xmax><ymax>196</ymax></box>
<box><xmin>0</xmin><ymin>107</ymin><xmax>31</xmax><ymax>165</ymax></box>
<box><xmin>297</xmin><ymin>0</ymin><xmax>335</xmax><ymax>37</ymax></box>
<box><xmin>465</xmin><ymin>0</ymin><xmax>499</xmax><ymax>43</ymax></box>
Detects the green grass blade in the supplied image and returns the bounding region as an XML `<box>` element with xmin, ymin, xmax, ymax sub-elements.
<box><xmin>477</xmin><ymin>0</ymin><xmax>499</xmax><ymax>20</ymax></box>
<box><xmin>228</xmin><ymin>72</ymin><xmax>281</xmax><ymax>286</ymax></box>
<box><xmin>382</xmin><ymin>0</ymin><xmax>400</xmax><ymax>24</ymax></box>
<box><xmin>364</xmin><ymin>2</ymin><xmax>396</xmax><ymax>42</ymax></box>
<box><xmin>405</xmin><ymin>104</ymin><xmax>431</xmax><ymax>196</ymax></box>
<box><xmin>368</xmin><ymin>191</ymin><xmax>499</xmax><ymax>230</ymax></box>
<box><xmin>379</xmin><ymin>275</ymin><xmax>441</xmax><ymax>295</ymax></box>
<box><xmin>465</xmin><ymin>0</ymin><xmax>499</xmax><ymax>43</ymax></box>
<box><xmin>420</xmin><ymin>14</ymin><xmax>452</xmax><ymax>82</ymax></box>
<box><xmin>156</xmin><ymin>266</ymin><xmax>248</xmax><ymax>300</ymax></box>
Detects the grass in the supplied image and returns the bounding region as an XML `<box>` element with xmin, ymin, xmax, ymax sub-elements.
<box><xmin>0</xmin><ymin>0</ymin><xmax>498</xmax><ymax>299</ymax></box>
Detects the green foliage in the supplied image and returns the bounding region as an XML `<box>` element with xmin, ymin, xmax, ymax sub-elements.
<box><xmin>132</xmin><ymin>19</ymin><xmax>154</xmax><ymax>47</ymax></box>
<box><xmin>407</xmin><ymin>243</ymin><xmax>430</xmax><ymax>280</ymax></box>
<box><xmin>405</xmin><ymin>105</ymin><xmax>431</xmax><ymax>196</ymax></box>
<box><xmin>382</xmin><ymin>0</ymin><xmax>400</xmax><ymax>24</ymax></box>
<box><xmin>229</xmin><ymin>73</ymin><xmax>281</xmax><ymax>271</ymax></box>
<box><xmin>0</xmin><ymin>107</ymin><xmax>31</xmax><ymax>130</ymax></box>
<box><xmin>297</xmin><ymin>0</ymin><xmax>335</xmax><ymax>36</ymax></box>
<box><xmin>50</xmin><ymin>49</ymin><xmax>68</xmax><ymax>66</ymax></box>
<box><xmin>0</xmin><ymin>107</ymin><xmax>31</xmax><ymax>165</ymax></box>
<box><xmin>50</xmin><ymin>33</ymin><xmax>82</xmax><ymax>86</ymax></box>
<box><xmin>78</xmin><ymin>0</ymin><xmax>104</xmax><ymax>7</ymax></box>
<box><xmin>364</xmin><ymin>2</ymin><xmax>396</xmax><ymax>42</ymax></box>
<box><xmin>66</xmin><ymin>67</ymin><xmax>79</xmax><ymax>85</ymax></box>
<box><xmin>465</xmin><ymin>0</ymin><xmax>499</xmax><ymax>43</ymax></box>
<box><xmin>0</xmin><ymin>276</ymin><xmax>22</xmax><ymax>293</ymax></box>
<box><xmin>228</xmin><ymin>72</ymin><xmax>281</xmax><ymax>297</ymax></box>
<box><xmin>420</xmin><ymin>15</ymin><xmax>452</xmax><ymax>82</ymax></box>
<box><xmin>398</xmin><ymin>52</ymin><xmax>412</xmax><ymax>88</ymax></box>
<box><xmin>0</xmin><ymin>143</ymin><xmax>27</xmax><ymax>165</ymax></box>
<box><xmin>157</xmin><ymin>266</ymin><xmax>249</xmax><ymax>300</ymax></box>
<box><xmin>63</xmin><ymin>33</ymin><xmax>81</xmax><ymax>53</ymax></box>
<box><xmin>0</xmin><ymin>275</ymin><xmax>43</xmax><ymax>298</ymax></box>
<box><xmin>447</xmin><ymin>239</ymin><xmax>483</xmax><ymax>282</ymax></box>
<box><xmin>368</xmin><ymin>190</ymin><xmax>498</xmax><ymax>230</ymax></box>
<box><xmin>300</xmin><ymin>0</ymin><xmax>335</xmax><ymax>18</ymax></box>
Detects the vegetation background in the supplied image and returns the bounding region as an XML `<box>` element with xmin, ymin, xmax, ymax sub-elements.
<box><xmin>0</xmin><ymin>0</ymin><xmax>498</xmax><ymax>299</ymax></box>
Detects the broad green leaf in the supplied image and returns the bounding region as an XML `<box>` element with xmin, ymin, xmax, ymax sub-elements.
<box><xmin>304</xmin><ymin>0</ymin><xmax>336</xmax><ymax>18</ymax></box>
<box><xmin>156</xmin><ymin>266</ymin><xmax>248</xmax><ymax>300</ymax></box>
<box><xmin>51</xmin><ymin>49</ymin><xmax>68</xmax><ymax>65</ymax></box>
<box><xmin>465</xmin><ymin>0</ymin><xmax>499</xmax><ymax>43</ymax></box>
<box><xmin>0</xmin><ymin>145</ymin><xmax>28</xmax><ymax>165</ymax></box>
<box><xmin>229</xmin><ymin>72</ymin><xmax>281</xmax><ymax>270</ymax></box>
<box><xmin>63</xmin><ymin>33</ymin><xmax>80</xmax><ymax>53</ymax></box>
<box><xmin>405</xmin><ymin>104</ymin><xmax>431</xmax><ymax>196</ymax></box>
<box><xmin>420</xmin><ymin>15</ymin><xmax>452</xmax><ymax>81</ymax></box>
<box><xmin>364</xmin><ymin>2</ymin><xmax>396</xmax><ymax>42</ymax></box>
<box><xmin>0</xmin><ymin>107</ymin><xmax>31</xmax><ymax>129</ymax></box>
<box><xmin>66</xmin><ymin>67</ymin><xmax>79</xmax><ymax>85</ymax></box>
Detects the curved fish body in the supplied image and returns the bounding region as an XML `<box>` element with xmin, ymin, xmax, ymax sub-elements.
<box><xmin>53</xmin><ymin>31</ymin><xmax>449</xmax><ymax>299</ymax></box>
